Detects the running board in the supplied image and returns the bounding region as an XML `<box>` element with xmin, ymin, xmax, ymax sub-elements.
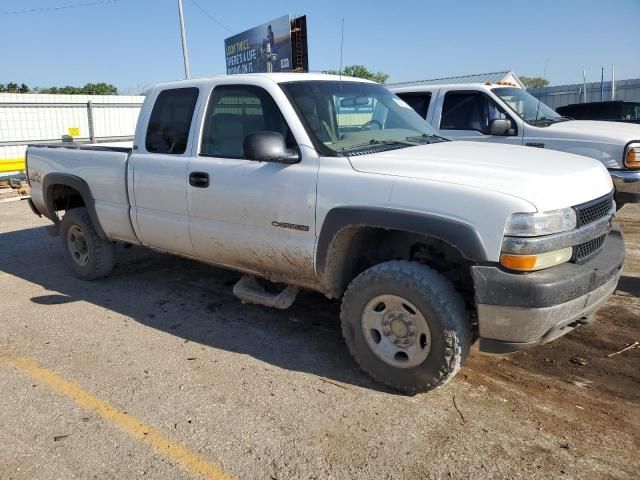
<box><xmin>232</xmin><ymin>275</ymin><xmax>298</xmax><ymax>310</ymax></box>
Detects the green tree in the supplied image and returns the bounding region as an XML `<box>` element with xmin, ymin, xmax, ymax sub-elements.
<box><xmin>18</xmin><ymin>83</ymin><xmax>30</xmax><ymax>93</ymax></box>
<box><xmin>81</xmin><ymin>82</ymin><xmax>118</xmax><ymax>95</ymax></box>
<box><xmin>39</xmin><ymin>82</ymin><xmax>119</xmax><ymax>95</ymax></box>
<box><xmin>5</xmin><ymin>82</ymin><xmax>19</xmax><ymax>93</ymax></box>
<box><xmin>325</xmin><ymin>64</ymin><xmax>390</xmax><ymax>84</ymax></box>
<box><xmin>519</xmin><ymin>76</ymin><xmax>549</xmax><ymax>89</ymax></box>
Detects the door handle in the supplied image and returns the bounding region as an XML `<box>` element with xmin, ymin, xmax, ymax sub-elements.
<box><xmin>189</xmin><ymin>172</ymin><xmax>209</xmax><ymax>188</ymax></box>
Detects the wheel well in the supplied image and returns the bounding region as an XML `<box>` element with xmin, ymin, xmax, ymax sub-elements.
<box><xmin>322</xmin><ymin>227</ymin><xmax>474</xmax><ymax>302</ymax></box>
<box><xmin>48</xmin><ymin>184</ymin><xmax>86</xmax><ymax>220</ymax></box>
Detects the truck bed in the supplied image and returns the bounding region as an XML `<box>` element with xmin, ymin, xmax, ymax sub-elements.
<box><xmin>27</xmin><ymin>142</ymin><xmax>138</xmax><ymax>244</ymax></box>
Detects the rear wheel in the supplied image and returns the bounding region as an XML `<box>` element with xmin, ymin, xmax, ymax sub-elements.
<box><xmin>340</xmin><ymin>260</ymin><xmax>471</xmax><ymax>394</ymax></box>
<box><xmin>60</xmin><ymin>208</ymin><xmax>115</xmax><ymax>280</ymax></box>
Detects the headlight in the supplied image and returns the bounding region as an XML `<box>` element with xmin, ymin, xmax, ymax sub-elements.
<box><xmin>625</xmin><ymin>142</ymin><xmax>640</xmax><ymax>169</ymax></box>
<box><xmin>500</xmin><ymin>248</ymin><xmax>573</xmax><ymax>272</ymax></box>
<box><xmin>504</xmin><ymin>208</ymin><xmax>577</xmax><ymax>237</ymax></box>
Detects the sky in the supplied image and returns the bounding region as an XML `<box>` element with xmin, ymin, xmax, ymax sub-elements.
<box><xmin>1</xmin><ymin>0</ymin><xmax>639</xmax><ymax>94</ymax></box>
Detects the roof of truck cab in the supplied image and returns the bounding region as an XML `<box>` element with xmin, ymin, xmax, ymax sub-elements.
<box><xmin>390</xmin><ymin>83</ymin><xmax>514</xmax><ymax>93</ymax></box>
<box><xmin>152</xmin><ymin>73</ymin><xmax>376</xmax><ymax>89</ymax></box>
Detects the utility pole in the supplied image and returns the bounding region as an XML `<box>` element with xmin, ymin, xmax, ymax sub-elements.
<box><xmin>178</xmin><ymin>0</ymin><xmax>191</xmax><ymax>79</ymax></box>
<box><xmin>611</xmin><ymin>65</ymin><xmax>616</xmax><ymax>101</ymax></box>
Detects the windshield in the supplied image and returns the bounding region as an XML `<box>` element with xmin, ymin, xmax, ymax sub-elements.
<box><xmin>623</xmin><ymin>103</ymin><xmax>640</xmax><ymax>121</ymax></box>
<box><xmin>492</xmin><ymin>87</ymin><xmax>564</xmax><ymax>125</ymax></box>
<box><xmin>280</xmin><ymin>81</ymin><xmax>442</xmax><ymax>155</ymax></box>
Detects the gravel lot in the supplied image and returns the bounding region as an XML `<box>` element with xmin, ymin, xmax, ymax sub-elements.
<box><xmin>1</xmin><ymin>200</ymin><xmax>638</xmax><ymax>480</ymax></box>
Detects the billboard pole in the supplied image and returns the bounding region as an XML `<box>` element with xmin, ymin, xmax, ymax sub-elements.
<box><xmin>177</xmin><ymin>0</ymin><xmax>191</xmax><ymax>79</ymax></box>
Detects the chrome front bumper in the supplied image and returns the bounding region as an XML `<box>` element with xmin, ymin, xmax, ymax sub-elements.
<box><xmin>610</xmin><ymin>169</ymin><xmax>640</xmax><ymax>195</ymax></box>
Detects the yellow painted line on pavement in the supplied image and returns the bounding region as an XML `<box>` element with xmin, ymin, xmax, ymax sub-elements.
<box><xmin>0</xmin><ymin>353</ymin><xmax>233</xmax><ymax>480</ymax></box>
<box><xmin>0</xmin><ymin>157</ymin><xmax>26</xmax><ymax>172</ymax></box>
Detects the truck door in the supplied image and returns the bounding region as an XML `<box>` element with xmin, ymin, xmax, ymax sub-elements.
<box><xmin>129</xmin><ymin>87</ymin><xmax>200</xmax><ymax>256</ymax></box>
<box><xmin>186</xmin><ymin>84</ymin><xmax>318</xmax><ymax>280</ymax></box>
<box><xmin>434</xmin><ymin>90</ymin><xmax>523</xmax><ymax>145</ymax></box>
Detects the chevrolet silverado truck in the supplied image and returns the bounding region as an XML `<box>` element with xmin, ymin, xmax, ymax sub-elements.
<box><xmin>26</xmin><ymin>73</ymin><xmax>624</xmax><ymax>393</ymax></box>
<box><xmin>390</xmin><ymin>82</ymin><xmax>640</xmax><ymax>207</ymax></box>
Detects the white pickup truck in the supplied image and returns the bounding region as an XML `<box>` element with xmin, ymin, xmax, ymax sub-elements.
<box><xmin>390</xmin><ymin>82</ymin><xmax>640</xmax><ymax>207</ymax></box>
<box><xmin>26</xmin><ymin>73</ymin><xmax>624</xmax><ymax>393</ymax></box>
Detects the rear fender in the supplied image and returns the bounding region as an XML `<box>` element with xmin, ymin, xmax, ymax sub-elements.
<box><xmin>42</xmin><ymin>173</ymin><xmax>107</xmax><ymax>239</ymax></box>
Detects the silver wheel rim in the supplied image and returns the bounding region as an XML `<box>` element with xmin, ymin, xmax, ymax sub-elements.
<box><xmin>361</xmin><ymin>294</ymin><xmax>432</xmax><ymax>368</ymax></box>
<box><xmin>67</xmin><ymin>225</ymin><xmax>90</xmax><ymax>266</ymax></box>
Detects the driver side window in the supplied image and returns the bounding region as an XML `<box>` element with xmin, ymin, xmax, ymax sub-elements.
<box><xmin>441</xmin><ymin>92</ymin><xmax>512</xmax><ymax>134</ymax></box>
<box><xmin>200</xmin><ymin>85</ymin><xmax>295</xmax><ymax>158</ymax></box>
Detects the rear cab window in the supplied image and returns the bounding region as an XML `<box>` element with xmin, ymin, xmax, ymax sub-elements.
<box><xmin>145</xmin><ymin>87</ymin><xmax>199</xmax><ymax>154</ymax></box>
<box><xmin>396</xmin><ymin>92</ymin><xmax>432</xmax><ymax>119</ymax></box>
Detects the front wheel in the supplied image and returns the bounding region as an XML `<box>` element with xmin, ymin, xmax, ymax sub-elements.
<box><xmin>340</xmin><ymin>260</ymin><xmax>471</xmax><ymax>394</ymax></box>
<box><xmin>59</xmin><ymin>207</ymin><xmax>115</xmax><ymax>280</ymax></box>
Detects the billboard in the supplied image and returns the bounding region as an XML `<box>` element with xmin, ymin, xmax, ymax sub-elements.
<box><xmin>224</xmin><ymin>15</ymin><xmax>293</xmax><ymax>74</ymax></box>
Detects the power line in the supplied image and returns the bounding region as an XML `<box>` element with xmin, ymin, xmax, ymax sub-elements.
<box><xmin>2</xmin><ymin>0</ymin><xmax>122</xmax><ymax>15</ymax></box>
<box><xmin>187</xmin><ymin>0</ymin><xmax>234</xmax><ymax>34</ymax></box>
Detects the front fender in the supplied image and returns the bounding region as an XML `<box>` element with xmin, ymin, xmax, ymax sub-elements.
<box><xmin>315</xmin><ymin>206</ymin><xmax>489</xmax><ymax>276</ymax></box>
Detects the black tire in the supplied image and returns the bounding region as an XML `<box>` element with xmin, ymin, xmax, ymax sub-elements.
<box><xmin>340</xmin><ymin>260</ymin><xmax>471</xmax><ymax>394</ymax></box>
<box><xmin>59</xmin><ymin>207</ymin><xmax>115</xmax><ymax>280</ymax></box>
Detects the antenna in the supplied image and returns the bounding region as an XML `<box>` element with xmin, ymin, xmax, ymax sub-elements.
<box><xmin>339</xmin><ymin>18</ymin><xmax>345</xmax><ymax>81</ymax></box>
<box><xmin>337</xmin><ymin>18</ymin><xmax>344</xmax><ymax>137</ymax></box>
<box><xmin>534</xmin><ymin>58</ymin><xmax>549</xmax><ymax>121</ymax></box>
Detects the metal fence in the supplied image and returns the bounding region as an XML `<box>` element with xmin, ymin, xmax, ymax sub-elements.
<box><xmin>0</xmin><ymin>93</ymin><xmax>144</xmax><ymax>172</ymax></box>
<box><xmin>529</xmin><ymin>78</ymin><xmax>640</xmax><ymax>110</ymax></box>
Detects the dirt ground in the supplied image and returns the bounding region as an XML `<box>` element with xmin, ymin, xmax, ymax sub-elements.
<box><xmin>1</xmin><ymin>200</ymin><xmax>638</xmax><ymax>480</ymax></box>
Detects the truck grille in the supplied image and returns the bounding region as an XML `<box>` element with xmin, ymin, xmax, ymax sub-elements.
<box><xmin>574</xmin><ymin>234</ymin><xmax>607</xmax><ymax>263</ymax></box>
<box><xmin>574</xmin><ymin>193</ymin><xmax>614</xmax><ymax>227</ymax></box>
<box><xmin>571</xmin><ymin>192</ymin><xmax>614</xmax><ymax>263</ymax></box>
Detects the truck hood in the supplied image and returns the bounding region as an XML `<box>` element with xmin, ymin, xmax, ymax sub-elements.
<box><xmin>546</xmin><ymin>120</ymin><xmax>640</xmax><ymax>143</ymax></box>
<box><xmin>348</xmin><ymin>141</ymin><xmax>613</xmax><ymax>212</ymax></box>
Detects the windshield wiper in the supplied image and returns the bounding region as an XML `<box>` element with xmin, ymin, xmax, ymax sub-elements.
<box><xmin>405</xmin><ymin>133</ymin><xmax>448</xmax><ymax>144</ymax></box>
<box><xmin>341</xmin><ymin>138</ymin><xmax>411</xmax><ymax>152</ymax></box>
<box><xmin>530</xmin><ymin>116</ymin><xmax>570</xmax><ymax>125</ymax></box>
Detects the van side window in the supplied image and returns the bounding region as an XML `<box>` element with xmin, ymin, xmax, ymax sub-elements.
<box><xmin>200</xmin><ymin>85</ymin><xmax>295</xmax><ymax>158</ymax></box>
<box><xmin>145</xmin><ymin>88</ymin><xmax>199</xmax><ymax>155</ymax></box>
<box><xmin>441</xmin><ymin>92</ymin><xmax>510</xmax><ymax>133</ymax></box>
<box><xmin>397</xmin><ymin>92</ymin><xmax>431</xmax><ymax>119</ymax></box>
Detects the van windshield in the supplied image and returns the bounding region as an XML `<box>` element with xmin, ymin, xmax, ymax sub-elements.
<box><xmin>623</xmin><ymin>103</ymin><xmax>640</xmax><ymax>121</ymax></box>
<box><xmin>493</xmin><ymin>87</ymin><xmax>566</xmax><ymax>126</ymax></box>
<box><xmin>280</xmin><ymin>81</ymin><xmax>444</xmax><ymax>156</ymax></box>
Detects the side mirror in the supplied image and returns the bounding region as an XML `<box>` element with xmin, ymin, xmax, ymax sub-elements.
<box><xmin>488</xmin><ymin>119</ymin><xmax>516</xmax><ymax>136</ymax></box>
<box><xmin>242</xmin><ymin>131</ymin><xmax>300</xmax><ymax>164</ymax></box>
